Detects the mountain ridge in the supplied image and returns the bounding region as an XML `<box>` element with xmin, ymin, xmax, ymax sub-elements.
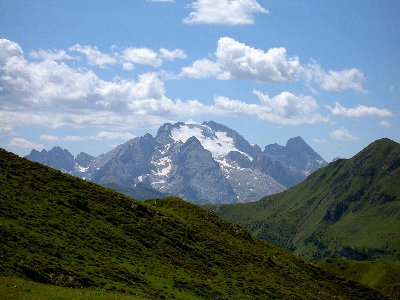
<box><xmin>25</xmin><ymin>121</ymin><xmax>327</xmax><ymax>204</ymax></box>
<box><xmin>214</xmin><ymin>138</ymin><xmax>400</xmax><ymax>260</ymax></box>
<box><xmin>212</xmin><ymin>138</ymin><xmax>400</xmax><ymax>297</ymax></box>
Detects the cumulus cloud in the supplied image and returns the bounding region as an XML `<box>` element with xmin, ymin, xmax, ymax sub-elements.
<box><xmin>69</xmin><ymin>44</ymin><xmax>117</xmax><ymax>67</ymax></box>
<box><xmin>309</xmin><ymin>63</ymin><xmax>366</xmax><ymax>93</ymax></box>
<box><xmin>122</xmin><ymin>47</ymin><xmax>162</xmax><ymax>67</ymax></box>
<box><xmin>159</xmin><ymin>48</ymin><xmax>187</xmax><ymax>61</ymax></box>
<box><xmin>180</xmin><ymin>37</ymin><xmax>366</xmax><ymax>92</ymax></box>
<box><xmin>214</xmin><ymin>90</ymin><xmax>331</xmax><ymax>125</ymax></box>
<box><xmin>9</xmin><ymin>138</ymin><xmax>44</xmax><ymax>150</ymax></box>
<box><xmin>327</xmin><ymin>102</ymin><xmax>393</xmax><ymax>118</ymax></box>
<box><xmin>330</xmin><ymin>128</ymin><xmax>358</xmax><ymax>141</ymax></box>
<box><xmin>180</xmin><ymin>37</ymin><xmax>303</xmax><ymax>81</ymax></box>
<box><xmin>0</xmin><ymin>38</ymin><xmax>213</xmax><ymax>130</ymax></box>
<box><xmin>0</xmin><ymin>38</ymin><xmax>23</xmax><ymax>63</ymax></box>
<box><xmin>181</xmin><ymin>59</ymin><xmax>222</xmax><ymax>78</ymax></box>
<box><xmin>215</xmin><ymin>37</ymin><xmax>303</xmax><ymax>82</ymax></box>
<box><xmin>184</xmin><ymin>0</ymin><xmax>268</xmax><ymax>25</ymax></box>
<box><xmin>0</xmin><ymin>48</ymin><xmax>99</xmax><ymax>107</ymax></box>
<box><xmin>29</xmin><ymin>49</ymin><xmax>73</xmax><ymax>61</ymax></box>
<box><xmin>32</xmin><ymin>43</ymin><xmax>184</xmax><ymax>69</ymax></box>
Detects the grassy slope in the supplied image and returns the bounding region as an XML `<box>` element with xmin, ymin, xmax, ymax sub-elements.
<box><xmin>317</xmin><ymin>259</ymin><xmax>400</xmax><ymax>299</ymax></box>
<box><xmin>0</xmin><ymin>149</ymin><xmax>385</xmax><ymax>299</ymax></box>
<box><xmin>0</xmin><ymin>276</ymin><xmax>145</xmax><ymax>300</ymax></box>
<box><xmin>214</xmin><ymin>138</ymin><xmax>400</xmax><ymax>260</ymax></box>
<box><xmin>212</xmin><ymin>138</ymin><xmax>400</xmax><ymax>297</ymax></box>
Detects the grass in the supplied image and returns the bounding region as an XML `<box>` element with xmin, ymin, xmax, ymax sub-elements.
<box><xmin>0</xmin><ymin>276</ymin><xmax>145</xmax><ymax>300</ymax></box>
<box><xmin>0</xmin><ymin>148</ymin><xmax>386</xmax><ymax>299</ymax></box>
<box><xmin>318</xmin><ymin>259</ymin><xmax>400</xmax><ymax>299</ymax></box>
<box><xmin>211</xmin><ymin>138</ymin><xmax>400</xmax><ymax>297</ymax></box>
<box><xmin>213</xmin><ymin>138</ymin><xmax>400</xmax><ymax>260</ymax></box>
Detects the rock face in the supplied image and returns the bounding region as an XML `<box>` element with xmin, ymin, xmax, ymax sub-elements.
<box><xmin>255</xmin><ymin>136</ymin><xmax>327</xmax><ymax>188</ymax></box>
<box><xmin>25</xmin><ymin>121</ymin><xmax>327</xmax><ymax>204</ymax></box>
<box><xmin>26</xmin><ymin>147</ymin><xmax>94</xmax><ymax>176</ymax></box>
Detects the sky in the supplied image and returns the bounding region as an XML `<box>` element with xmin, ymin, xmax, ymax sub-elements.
<box><xmin>0</xmin><ymin>0</ymin><xmax>399</xmax><ymax>162</ymax></box>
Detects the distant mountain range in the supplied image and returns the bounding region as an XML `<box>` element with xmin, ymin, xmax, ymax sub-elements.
<box><xmin>26</xmin><ymin>121</ymin><xmax>327</xmax><ymax>204</ymax></box>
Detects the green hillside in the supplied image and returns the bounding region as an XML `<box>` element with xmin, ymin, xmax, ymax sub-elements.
<box><xmin>213</xmin><ymin>138</ymin><xmax>400</xmax><ymax>297</ymax></box>
<box><xmin>317</xmin><ymin>259</ymin><xmax>400</xmax><ymax>299</ymax></box>
<box><xmin>215</xmin><ymin>138</ymin><xmax>400</xmax><ymax>260</ymax></box>
<box><xmin>0</xmin><ymin>148</ymin><xmax>386</xmax><ymax>299</ymax></box>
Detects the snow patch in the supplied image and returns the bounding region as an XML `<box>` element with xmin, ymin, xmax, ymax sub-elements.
<box><xmin>170</xmin><ymin>124</ymin><xmax>252</xmax><ymax>160</ymax></box>
<box><xmin>152</xmin><ymin>157</ymin><xmax>172</xmax><ymax>176</ymax></box>
<box><xmin>75</xmin><ymin>164</ymin><xmax>89</xmax><ymax>173</ymax></box>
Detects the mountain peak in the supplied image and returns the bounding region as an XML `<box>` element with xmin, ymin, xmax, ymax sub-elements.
<box><xmin>287</xmin><ymin>136</ymin><xmax>305</xmax><ymax>145</ymax></box>
<box><xmin>353</xmin><ymin>137</ymin><xmax>399</xmax><ymax>168</ymax></box>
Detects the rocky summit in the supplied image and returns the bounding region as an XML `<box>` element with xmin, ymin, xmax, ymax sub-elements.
<box><xmin>26</xmin><ymin>121</ymin><xmax>327</xmax><ymax>204</ymax></box>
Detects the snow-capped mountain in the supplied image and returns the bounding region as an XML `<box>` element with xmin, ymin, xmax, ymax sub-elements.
<box><xmin>25</xmin><ymin>121</ymin><xmax>327</xmax><ymax>204</ymax></box>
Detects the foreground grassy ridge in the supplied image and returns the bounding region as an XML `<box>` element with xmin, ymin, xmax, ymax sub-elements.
<box><xmin>0</xmin><ymin>149</ymin><xmax>385</xmax><ymax>299</ymax></box>
<box><xmin>214</xmin><ymin>138</ymin><xmax>400</xmax><ymax>261</ymax></box>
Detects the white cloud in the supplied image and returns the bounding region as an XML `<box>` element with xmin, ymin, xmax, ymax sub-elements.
<box><xmin>180</xmin><ymin>59</ymin><xmax>221</xmax><ymax>78</ymax></box>
<box><xmin>309</xmin><ymin>63</ymin><xmax>366</xmax><ymax>93</ymax></box>
<box><xmin>29</xmin><ymin>49</ymin><xmax>73</xmax><ymax>61</ymax></box>
<box><xmin>122</xmin><ymin>62</ymin><xmax>134</xmax><ymax>71</ymax></box>
<box><xmin>69</xmin><ymin>44</ymin><xmax>117</xmax><ymax>67</ymax></box>
<box><xmin>379</xmin><ymin>120</ymin><xmax>391</xmax><ymax>127</ymax></box>
<box><xmin>0</xmin><ymin>47</ymin><xmax>99</xmax><ymax>107</ymax></box>
<box><xmin>330</xmin><ymin>128</ymin><xmax>358</xmax><ymax>141</ymax></box>
<box><xmin>122</xmin><ymin>47</ymin><xmax>162</xmax><ymax>67</ymax></box>
<box><xmin>0</xmin><ymin>38</ymin><xmax>23</xmax><ymax>63</ymax></box>
<box><xmin>327</xmin><ymin>102</ymin><xmax>393</xmax><ymax>118</ymax></box>
<box><xmin>0</xmin><ymin>39</ymin><xmax>217</xmax><ymax>131</ymax></box>
<box><xmin>180</xmin><ymin>37</ymin><xmax>303</xmax><ymax>81</ymax></box>
<box><xmin>184</xmin><ymin>0</ymin><xmax>268</xmax><ymax>25</ymax></box>
<box><xmin>159</xmin><ymin>48</ymin><xmax>187</xmax><ymax>60</ymax></box>
<box><xmin>9</xmin><ymin>138</ymin><xmax>44</xmax><ymax>150</ymax></box>
<box><xmin>215</xmin><ymin>37</ymin><xmax>303</xmax><ymax>82</ymax></box>
<box><xmin>214</xmin><ymin>90</ymin><xmax>331</xmax><ymax>125</ymax></box>
<box><xmin>180</xmin><ymin>37</ymin><xmax>366</xmax><ymax>93</ymax></box>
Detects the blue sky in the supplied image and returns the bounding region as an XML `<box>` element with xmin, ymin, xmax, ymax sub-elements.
<box><xmin>0</xmin><ymin>0</ymin><xmax>399</xmax><ymax>161</ymax></box>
